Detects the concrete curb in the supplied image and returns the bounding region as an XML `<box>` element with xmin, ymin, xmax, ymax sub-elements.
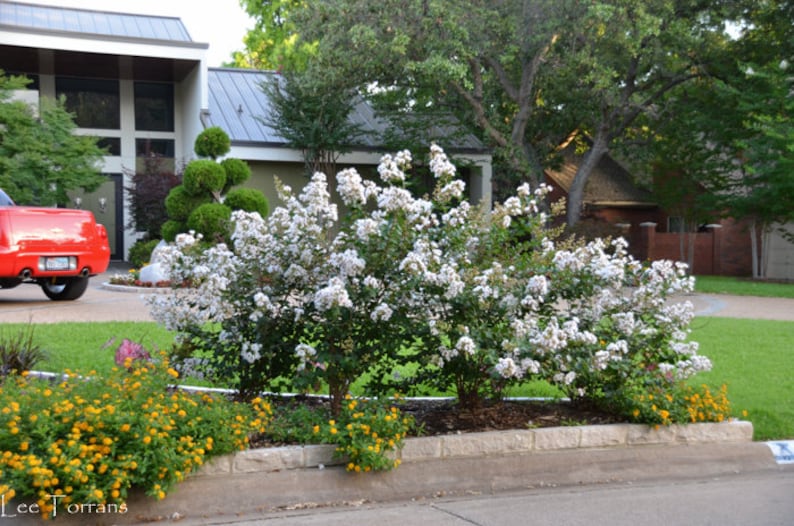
<box><xmin>25</xmin><ymin>420</ymin><xmax>777</xmax><ymax>525</ymax></box>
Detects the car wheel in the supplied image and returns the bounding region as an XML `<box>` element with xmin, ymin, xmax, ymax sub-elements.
<box><xmin>40</xmin><ymin>277</ymin><xmax>89</xmax><ymax>301</ymax></box>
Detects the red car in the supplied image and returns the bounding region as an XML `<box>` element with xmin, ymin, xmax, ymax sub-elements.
<box><xmin>0</xmin><ymin>188</ymin><xmax>110</xmax><ymax>300</ymax></box>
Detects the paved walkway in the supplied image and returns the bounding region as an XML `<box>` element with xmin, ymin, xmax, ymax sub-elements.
<box><xmin>1</xmin><ymin>267</ymin><xmax>793</xmax><ymax>324</ymax></box>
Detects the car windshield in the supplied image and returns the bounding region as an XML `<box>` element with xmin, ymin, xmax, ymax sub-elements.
<box><xmin>0</xmin><ymin>189</ymin><xmax>14</xmax><ymax>206</ymax></box>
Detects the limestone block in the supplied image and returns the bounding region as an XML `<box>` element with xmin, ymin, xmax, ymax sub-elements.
<box><xmin>233</xmin><ymin>446</ymin><xmax>303</xmax><ymax>473</ymax></box>
<box><xmin>442</xmin><ymin>430</ymin><xmax>535</xmax><ymax>457</ymax></box>
<box><xmin>532</xmin><ymin>427</ymin><xmax>581</xmax><ymax>450</ymax></box>
<box><xmin>400</xmin><ymin>436</ymin><xmax>442</xmax><ymax>462</ymax></box>
<box><xmin>626</xmin><ymin>424</ymin><xmax>677</xmax><ymax>445</ymax></box>
<box><xmin>579</xmin><ymin>424</ymin><xmax>630</xmax><ymax>448</ymax></box>
<box><xmin>675</xmin><ymin>421</ymin><xmax>754</xmax><ymax>444</ymax></box>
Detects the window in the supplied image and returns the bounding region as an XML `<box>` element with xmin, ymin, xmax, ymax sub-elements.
<box><xmin>96</xmin><ymin>138</ymin><xmax>121</xmax><ymax>156</ymax></box>
<box><xmin>55</xmin><ymin>77</ymin><xmax>120</xmax><ymax>129</ymax></box>
<box><xmin>134</xmin><ymin>82</ymin><xmax>174</xmax><ymax>132</ymax></box>
<box><xmin>136</xmin><ymin>139</ymin><xmax>175</xmax><ymax>158</ymax></box>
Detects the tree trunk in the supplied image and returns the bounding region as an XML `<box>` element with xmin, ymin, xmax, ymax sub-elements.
<box><xmin>567</xmin><ymin>130</ymin><xmax>609</xmax><ymax>227</ymax></box>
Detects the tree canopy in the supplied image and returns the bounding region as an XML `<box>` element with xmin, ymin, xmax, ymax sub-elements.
<box><xmin>0</xmin><ymin>72</ymin><xmax>106</xmax><ymax>206</ymax></box>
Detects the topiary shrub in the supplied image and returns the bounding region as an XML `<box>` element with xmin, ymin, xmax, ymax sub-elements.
<box><xmin>187</xmin><ymin>202</ymin><xmax>232</xmax><ymax>241</ymax></box>
<box><xmin>165</xmin><ymin>185</ymin><xmax>212</xmax><ymax>221</ymax></box>
<box><xmin>224</xmin><ymin>187</ymin><xmax>269</xmax><ymax>217</ymax></box>
<box><xmin>128</xmin><ymin>238</ymin><xmax>161</xmax><ymax>268</ymax></box>
<box><xmin>182</xmin><ymin>160</ymin><xmax>226</xmax><ymax>196</ymax></box>
<box><xmin>220</xmin><ymin>157</ymin><xmax>251</xmax><ymax>191</ymax></box>
<box><xmin>194</xmin><ymin>126</ymin><xmax>231</xmax><ymax>159</ymax></box>
<box><xmin>161</xmin><ymin>220</ymin><xmax>185</xmax><ymax>242</ymax></box>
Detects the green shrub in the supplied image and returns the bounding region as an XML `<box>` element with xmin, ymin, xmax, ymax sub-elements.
<box><xmin>160</xmin><ymin>220</ymin><xmax>185</xmax><ymax>242</ymax></box>
<box><xmin>224</xmin><ymin>187</ymin><xmax>269</xmax><ymax>217</ymax></box>
<box><xmin>127</xmin><ymin>238</ymin><xmax>161</xmax><ymax>268</ymax></box>
<box><xmin>187</xmin><ymin>203</ymin><xmax>232</xmax><ymax>241</ymax></box>
<box><xmin>164</xmin><ymin>185</ymin><xmax>211</xmax><ymax>221</ymax></box>
<box><xmin>221</xmin><ymin>158</ymin><xmax>252</xmax><ymax>191</ymax></box>
<box><xmin>0</xmin><ymin>325</ymin><xmax>45</xmax><ymax>378</ymax></box>
<box><xmin>182</xmin><ymin>160</ymin><xmax>226</xmax><ymax>196</ymax></box>
<box><xmin>194</xmin><ymin>126</ymin><xmax>231</xmax><ymax>159</ymax></box>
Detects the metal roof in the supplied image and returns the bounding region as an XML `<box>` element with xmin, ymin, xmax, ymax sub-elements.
<box><xmin>0</xmin><ymin>1</ymin><xmax>192</xmax><ymax>42</ymax></box>
<box><xmin>206</xmin><ymin>68</ymin><xmax>486</xmax><ymax>152</ymax></box>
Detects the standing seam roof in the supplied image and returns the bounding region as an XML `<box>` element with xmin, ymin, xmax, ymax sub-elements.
<box><xmin>0</xmin><ymin>1</ymin><xmax>193</xmax><ymax>42</ymax></box>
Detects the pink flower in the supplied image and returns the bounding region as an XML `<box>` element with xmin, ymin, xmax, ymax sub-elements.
<box><xmin>114</xmin><ymin>339</ymin><xmax>151</xmax><ymax>366</ymax></box>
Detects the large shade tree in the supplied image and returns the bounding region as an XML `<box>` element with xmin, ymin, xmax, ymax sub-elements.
<box><xmin>236</xmin><ymin>0</ymin><xmax>740</xmax><ymax>225</ymax></box>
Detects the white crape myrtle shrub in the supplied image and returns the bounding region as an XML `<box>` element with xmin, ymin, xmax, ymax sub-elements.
<box><xmin>148</xmin><ymin>144</ymin><xmax>711</xmax><ymax>410</ymax></box>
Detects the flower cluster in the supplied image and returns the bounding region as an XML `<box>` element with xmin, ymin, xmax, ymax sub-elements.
<box><xmin>623</xmin><ymin>382</ymin><xmax>734</xmax><ymax>426</ymax></box>
<box><xmin>148</xmin><ymin>144</ymin><xmax>712</xmax><ymax>420</ymax></box>
<box><xmin>0</xmin><ymin>352</ymin><xmax>271</xmax><ymax>518</ymax></box>
<box><xmin>313</xmin><ymin>395</ymin><xmax>413</xmax><ymax>472</ymax></box>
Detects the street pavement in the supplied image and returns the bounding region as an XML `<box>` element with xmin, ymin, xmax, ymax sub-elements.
<box><xmin>175</xmin><ymin>470</ymin><xmax>794</xmax><ymax>526</ymax></box>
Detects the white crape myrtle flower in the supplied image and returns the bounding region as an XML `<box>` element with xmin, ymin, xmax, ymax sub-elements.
<box><xmin>241</xmin><ymin>342</ymin><xmax>262</xmax><ymax>364</ymax></box>
<box><xmin>437</xmin><ymin>179</ymin><xmax>466</xmax><ymax>202</ymax></box>
<box><xmin>314</xmin><ymin>277</ymin><xmax>353</xmax><ymax>311</ymax></box>
<box><xmin>495</xmin><ymin>357</ymin><xmax>521</xmax><ymax>379</ymax></box>
<box><xmin>442</xmin><ymin>200</ymin><xmax>471</xmax><ymax>227</ymax></box>
<box><xmin>337</xmin><ymin>167</ymin><xmax>378</xmax><ymax>206</ymax></box>
<box><xmin>377</xmin><ymin>186</ymin><xmax>414</xmax><ymax>212</ymax></box>
<box><xmin>429</xmin><ymin>143</ymin><xmax>457</xmax><ymax>179</ymax></box>
<box><xmin>370</xmin><ymin>303</ymin><xmax>394</xmax><ymax>322</ymax></box>
<box><xmin>455</xmin><ymin>335</ymin><xmax>477</xmax><ymax>357</ymax></box>
<box><xmin>354</xmin><ymin>217</ymin><xmax>383</xmax><ymax>241</ymax></box>
<box><xmin>330</xmin><ymin>248</ymin><xmax>366</xmax><ymax>278</ymax></box>
<box><xmin>377</xmin><ymin>153</ymin><xmax>407</xmax><ymax>183</ymax></box>
<box><xmin>295</xmin><ymin>343</ymin><xmax>317</xmax><ymax>371</ymax></box>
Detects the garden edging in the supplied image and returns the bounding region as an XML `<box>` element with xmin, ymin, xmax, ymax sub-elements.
<box><xmin>16</xmin><ymin>420</ymin><xmax>780</xmax><ymax>525</ymax></box>
<box><xmin>201</xmin><ymin>420</ymin><xmax>755</xmax><ymax>476</ymax></box>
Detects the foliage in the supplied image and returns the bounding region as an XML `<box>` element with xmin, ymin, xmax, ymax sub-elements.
<box><xmin>0</xmin><ymin>350</ymin><xmax>272</xmax><ymax>519</ymax></box>
<box><xmin>0</xmin><ymin>71</ymin><xmax>106</xmax><ymax>206</ymax></box>
<box><xmin>186</xmin><ymin>203</ymin><xmax>233</xmax><ymax>243</ymax></box>
<box><xmin>124</xmin><ymin>154</ymin><xmax>181</xmax><ymax>239</ymax></box>
<box><xmin>234</xmin><ymin>0</ymin><xmax>313</xmax><ymax>70</ymax></box>
<box><xmin>163</xmin><ymin>127</ymin><xmax>266</xmax><ymax>242</ymax></box>
<box><xmin>0</xmin><ymin>325</ymin><xmax>46</xmax><ymax>378</ymax></box>
<box><xmin>224</xmin><ymin>187</ymin><xmax>269</xmax><ymax>217</ymax></box>
<box><xmin>313</xmin><ymin>395</ymin><xmax>412</xmax><ymax>472</ymax></box>
<box><xmin>182</xmin><ymin>160</ymin><xmax>226</xmax><ymax>198</ymax></box>
<box><xmin>193</xmin><ymin>126</ymin><xmax>231</xmax><ymax>159</ymax></box>
<box><xmin>127</xmin><ymin>238</ymin><xmax>161</xmax><ymax>269</ymax></box>
<box><xmin>149</xmin><ymin>145</ymin><xmax>711</xmax><ymax>421</ymax></box>
<box><xmin>220</xmin><ymin>158</ymin><xmax>252</xmax><ymax>191</ymax></box>
<box><xmin>259</xmin><ymin>72</ymin><xmax>367</xmax><ymax>177</ymax></box>
<box><xmin>266</xmin><ymin>0</ymin><xmax>738</xmax><ymax>224</ymax></box>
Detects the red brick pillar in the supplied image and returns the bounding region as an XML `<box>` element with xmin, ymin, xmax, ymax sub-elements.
<box><xmin>639</xmin><ymin>222</ymin><xmax>657</xmax><ymax>262</ymax></box>
<box><xmin>706</xmin><ymin>224</ymin><xmax>723</xmax><ymax>275</ymax></box>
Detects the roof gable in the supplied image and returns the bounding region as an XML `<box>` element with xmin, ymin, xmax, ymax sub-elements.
<box><xmin>545</xmin><ymin>140</ymin><xmax>655</xmax><ymax>207</ymax></box>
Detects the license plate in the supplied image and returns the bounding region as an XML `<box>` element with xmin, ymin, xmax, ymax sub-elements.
<box><xmin>44</xmin><ymin>256</ymin><xmax>71</xmax><ymax>271</ymax></box>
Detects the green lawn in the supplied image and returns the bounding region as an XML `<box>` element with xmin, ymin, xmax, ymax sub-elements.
<box><xmin>695</xmin><ymin>275</ymin><xmax>794</xmax><ymax>298</ymax></box>
<box><xmin>688</xmin><ymin>317</ymin><xmax>794</xmax><ymax>441</ymax></box>
<box><xmin>5</xmin><ymin>313</ymin><xmax>793</xmax><ymax>440</ymax></box>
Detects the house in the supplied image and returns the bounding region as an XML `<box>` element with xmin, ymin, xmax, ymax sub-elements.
<box><xmin>544</xmin><ymin>138</ymin><xmax>756</xmax><ymax>276</ymax></box>
<box><xmin>0</xmin><ymin>1</ymin><xmax>493</xmax><ymax>260</ymax></box>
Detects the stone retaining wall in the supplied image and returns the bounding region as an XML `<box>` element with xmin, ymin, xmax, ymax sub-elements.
<box><xmin>198</xmin><ymin>420</ymin><xmax>754</xmax><ymax>477</ymax></box>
